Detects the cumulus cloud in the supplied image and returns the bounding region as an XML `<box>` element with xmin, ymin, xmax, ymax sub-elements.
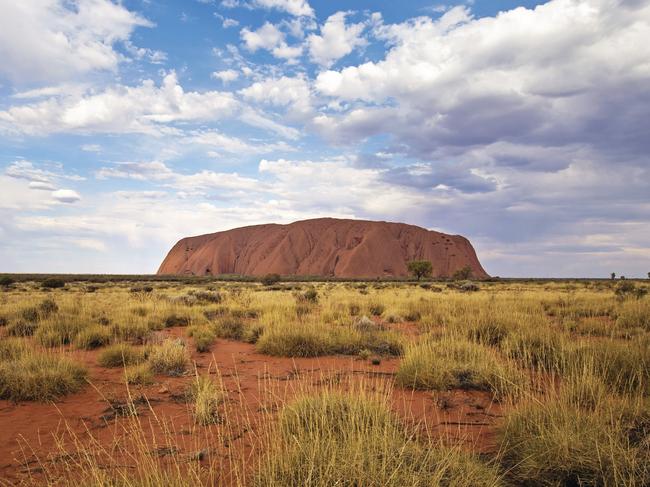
<box><xmin>240</xmin><ymin>22</ymin><xmax>303</xmax><ymax>60</ymax></box>
<box><xmin>223</xmin><ymin>0</ymin><xmax>314</xmax><ymax>17</ymax></box>
<box><xmin>212</xmin><ymin>69</ymin><xmax>240</xmax><ymax>83</ymax></box>
<box><xmin>0</xmin><ymin>0</ymin><xmax>151</xmax><ymax>83</ymax></box>
<box><xmin>308</xmin><ymin>12</ymin><xmax>367</xmax><ymax>67</ymax></box>
<box><xmin>314</xmin><ymin>1</ymin><xmax>650</xmax><ymax>160</ymax></box>
<box><xmin>52</xmin><ymin>189</ymin><xmax>81</xmax><ymax>203</ymax></box>
<box><xmin>0</xmin><ymin>72</ymin><xmax>297</xmax><ymax>137</ymax></box>
<box><xmin>240</xmin><ymin>75</ymin><xmax>312</xmax><ymax>118</ymax></box>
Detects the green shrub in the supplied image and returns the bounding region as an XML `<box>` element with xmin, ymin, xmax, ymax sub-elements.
<box><xmin>261</xmin><ymin>273</ymin><xmax>281</xmax><ymax>286</ymax></box>
<box><xmin>0</xmin><ymin>276</ymin><xmax>15</xmax><ymax>287</ymax></box>
<box><xmin>163</xmin><ymin>314</ymin><xmax>190</xmax><ymax>328</ymax></box>
<box><xmin>41</xmin><ymin>278</ymin><xmax>66</xmax><ymax>289</ymax></box>
<box><xmin>0</xmin><ymin>353</ymin><xmax>87</xmax><ymax>401</ymax></box>
<box><xmin>98</xmin><ymin>344</ymin><xmax>146</xmax><ymax>368</ymax></box>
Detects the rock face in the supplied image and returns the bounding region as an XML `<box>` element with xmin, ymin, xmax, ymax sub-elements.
<box><xmin>157</xmin><ymin>218</ymin><xmax>489</xmax><ymax>279</ymax></box>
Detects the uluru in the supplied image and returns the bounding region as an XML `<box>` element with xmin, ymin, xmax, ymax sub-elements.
<box><xmin>157</xmin><ymin>218</ymin><xmax>488</xmax><ymax>279</ymax></box>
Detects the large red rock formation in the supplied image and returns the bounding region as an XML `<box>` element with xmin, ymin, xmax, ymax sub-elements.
<box><xmin>157</xmin><ymin>218</ymin><xmax>489</xmax><ymax>278</ymax></box>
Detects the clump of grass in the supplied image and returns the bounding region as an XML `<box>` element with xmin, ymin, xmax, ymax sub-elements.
<box><xmin>124</xmin><ymin>364</ymin><xmax>154</xmax><ymax>386</ymax></box>
<box><xmin>396</xmin><ymin>337</ymin><xmax>526</xmax><ymax>399</ymax></box>
<box><xmin>148</xmin><ymin>339</ymin><xmax>188</xmax><ymax>376</ymax></box>
<box><xmin>35</xmin><ymin>320</ymin><xmax>84</xmax><ymax>347</ymax></box>
<box><xmin>257</xmin><ymin>325</ymin><xmax>330</xmax><ymax>357</ymax></box>
<box><xmin>113</xmin><ymin>322</ymin><xmax>150</xmax><ymax>343</ymax></box>
<box><xmin>0</xmin><ymin>337</ymin><xmax>29</xmax><ymax>361</ymax></box>
<box><xmin>74</xmin><ymin>325</ymin><xmax>112</xmax><ymax>350</ymax></box>
<box><xmin>368</xmin><ymin>303</ymin><xmax>385</xmax><ymax>316</ymax></box>
<box><xmin>190</xmin><ymin>327</ymin><xmax>216</xmax><ymax>352</ymax></box>
<box><xmin>0</xmin><ymin>352</ymin><xmax>87</xmax><ymax>401</ymax></box>
<box><xmin>500</xmin><ymin>328</ymin><xmax>565</xmax><ymax>370</ymax></box>
<box><xmin>214</xmin><ymin>318</ymin><xmax>245</xmax><ymax>340</ymax></box>
<box><xmin>244</xmin><ymin>324</ymin><xmax>265</xmax><ymax>344</ymax></box>
<box><xmin>616</xmin><ymin>299</ymin><xmax>650</xmax><ymax>331</ymax></box>
<box><xmin>163</xmin><ymin>314</ymin><xmax>190</xmax><ymax>328</ymax></box>
<box><xmin>98</xmin><ymin>344</ymin><xmax>146</xmax><ymax>368</ymax></box>
<box><xmin>7</xmin><ymin>320</ymin><xmax>38</xmax><ymax>337</ymax></box>
<box><xmin>256</xmin><ymin>321</ymin><xmax>403</xmax><ymax>358</ymax></box>
<box><xmin>255</xmin><ymin>390</ymin><xmax>502</xmax><ymax>486</ymax></box>
<box><xmin>500</xmin><ymin>389</ymin><xmax>649</xmax><ymax>486</ymax></box>
<box><xmin>189</xmin><ymin>374</ymin><xmax>223</xmax><ymax>425</ymax></box>
<box><xmin>569</xmin><ymin>340</ymin><xmax>649</xmax><ymax>395</ymax></box>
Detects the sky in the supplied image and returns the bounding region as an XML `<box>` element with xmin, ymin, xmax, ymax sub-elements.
<box><xmin>0</xmin><ymin>0</ymin><xmax>649</xmax><ymax>277</ymax></box>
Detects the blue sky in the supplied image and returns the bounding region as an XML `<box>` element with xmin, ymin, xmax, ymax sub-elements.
<box><xmin>1</xmin><ymin>0</ymin><xmax>649</xmax><ymax>277</ymax></box>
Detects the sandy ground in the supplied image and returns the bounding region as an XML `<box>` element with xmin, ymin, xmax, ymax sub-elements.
<box><xmin>0</xmin><ymin>326</ymin><xmax>503</xmax><ymax>485</ymax></box>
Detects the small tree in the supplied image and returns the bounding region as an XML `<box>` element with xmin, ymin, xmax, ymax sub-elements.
<box><xmin>611</xmin><ymin>272</ymin><xmax>616</xmax><ymax>280</ymax></box>
<box><xmin>452</xmin><ymin>265</ymin><xmax>473</xmax><ymax>281</ymax></box>
<box><xmin>647</xmin><ymin>272</ymin><xmax>650</xmax><ymax>280</ymax></box>
<box><xmin>407</xmin><ymin>260</ymin><xmax>432</xmax><ymax>280</ymax></box>
<box><xmin>261</xmin><ymin>273</ymin><xmax>281</xmax><ymax>286</ymax></box>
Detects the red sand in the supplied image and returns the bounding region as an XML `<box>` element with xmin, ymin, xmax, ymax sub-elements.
<box><xmin>157</xmin><ymin>218</ymin><xmax>489</xmax><ymax>278</ymax></box>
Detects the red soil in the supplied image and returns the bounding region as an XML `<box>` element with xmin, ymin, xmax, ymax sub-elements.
<box><xmin>157</xmin><ymin>218</ymin><xmax>489</xmax><ymax>279</ymax></box>
<box><xmin>0</xmin><ymin>328</ymin><xmax>503</xmax><ymax>485</ymax></box>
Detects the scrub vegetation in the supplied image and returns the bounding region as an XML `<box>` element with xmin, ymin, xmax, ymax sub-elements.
<box><xmin>0</xmin><ymin>276</ymin><xmax>648</xmax><ymax>485</ymax></box>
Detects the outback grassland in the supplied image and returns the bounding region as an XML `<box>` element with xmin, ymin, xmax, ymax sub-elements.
<box><xmin>0</xmin><ymin>276</ymin><xmax>648</xmax><ymax>486</ymax></box>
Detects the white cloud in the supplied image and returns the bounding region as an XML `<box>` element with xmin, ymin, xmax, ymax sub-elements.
<box><xmin>0</xmin><ymin>0</ymin><xmax>151</xmax><ymax>83</ymax></box>
<box><xmin>211</xmin><ymin>69</ymin><xmax>239</xmax><ymax>83</ymax></box>
<box><xmin>29</xmin><ymin>181</ymin><xmax>56</xmax><ymax>191</ymax></box>
<box><xmin>308</xmin><ymin>12</ymin><xmax>367</xmax><ymax>67</ymax></box>
<box><xmin>314</xmin><ymin>1</ymin><xmax>650</xmax><ymax>160</ymax></box>
<box><xmin>222</xmin><ymin>18</ymin><xmax>239</xmax><ymax>28</ymax></box>
<box><xmin>0</xmin><ymin>72</ymin><xmax>238</xmax><ymax>136</ymax></box>
<box><xmin>250</xmin><ymin>0</ymin><xmax>314</xmax><ymax>17</ymax></box>
<box><xmin>223</xmin><ymin>0</ymin><xmax>314</xmax><ymax>17</ymax></box>
<box><xmin>52</xmin><ymin>189</ymin><xmax>81</xmax><ymax>203</ymax></box>
<box><xmin>240</xmin><ymin>75</ymin><xmax>312</xmax><ymax>117</ymax></box>
<box><xmin>96</xmin><ymin>161</ymin><xmax>175</xmax><ymax>181</ymax></box>
<box><xmin>240</xmin><ymin>22</ymin><xmax>303</xmax><ymax>60</ymax></box>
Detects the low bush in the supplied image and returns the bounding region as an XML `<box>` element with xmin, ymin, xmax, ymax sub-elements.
<box><xmin>41</xmin><ymin>278</ymin><xmax>66</xmax><ymax>289</ymax></box>
<box><xmin>0</xmin><ymin>276</ymin><xmax>15</xmax><ymax>287</ymax></box>
<box><xmin>261</xmin><ymin>273</ymin><xmax>281</xmax><ymax>286</ymax></box>
<box><xmin>163</xmin><ymin>314</ymin><xmax>190</xmax><ymax>328</ymax></box>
